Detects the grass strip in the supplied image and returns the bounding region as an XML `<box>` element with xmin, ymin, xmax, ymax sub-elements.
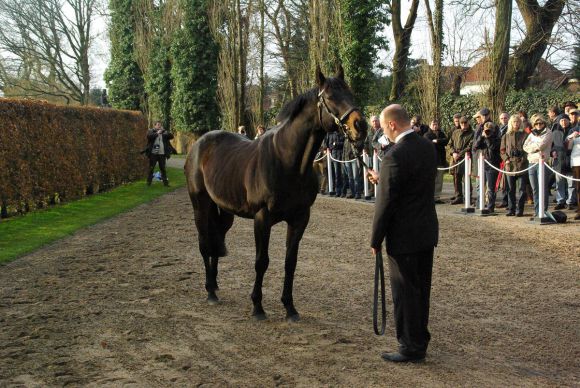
<box><xmin>0</xmin><ymin>167</ymin><xmax>186</xmax><ymax>264</ymax></box>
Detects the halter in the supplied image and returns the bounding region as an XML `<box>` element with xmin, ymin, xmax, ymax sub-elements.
<box><xmin>317</xmin><ymin>89</ymin><xmax>370</xmax><ymax>169</ymax></box>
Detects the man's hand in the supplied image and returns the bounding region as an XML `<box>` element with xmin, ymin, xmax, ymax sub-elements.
<box><xmin>371</xmin><ymin>246</ymin><xmax>381</xmax><ymax>256</ymax></box>
<box><xmin>367</xmin><ymin>168</ymin><xmax>379</xmax><ymax>184</ymax></box>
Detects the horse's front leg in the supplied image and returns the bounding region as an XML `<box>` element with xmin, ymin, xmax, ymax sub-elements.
<box><xmin>282</xmin><ymin>211</ymin><xmax>310</xmax><ymax>322</ymax></box>
<box><xmin>251</xmin><ymin>208</ymin><xmax>271</xmax><ymax>320</ymax></box>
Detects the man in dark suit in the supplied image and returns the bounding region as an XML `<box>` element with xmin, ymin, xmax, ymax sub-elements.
<box><xmin>368</xmin><ymin>104</ymin><xmax>439</xmax><ymax>363</ymax></box>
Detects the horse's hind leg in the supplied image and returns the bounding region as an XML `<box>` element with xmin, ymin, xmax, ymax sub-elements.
<box><xmin>281</xmin><ymin>211</ymin><xmax>310</xmax><ymax>322</ymax></box>
<box><xmin>209</xmin><ymin>207</ymin><xmax>234</xmax><ymax>291</ymax></box>
<box><xmin>191</xmin><ymin>192</ymin><xmax>221</xmax><ymax>304</ymax></box>
<box><xmin>251</xmin><ymin>208</ymin><xmax>272</xmax><ymax>320</ymax></box>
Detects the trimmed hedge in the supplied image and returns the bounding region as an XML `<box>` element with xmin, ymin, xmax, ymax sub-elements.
<box><xmin>0</xmin><ymin>99</ymin><xmax>148</xmax><ymax>217</ymax></box>
<box><xmin>366</xmin><ymin>88</ymin><xmax>579</xmax><ymax>130</ymax></box>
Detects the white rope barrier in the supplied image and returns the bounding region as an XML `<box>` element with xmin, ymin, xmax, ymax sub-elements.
<box><xmin>328</xmin><ymin>154</ymin><xmax>358</xmax><ymax>164</ymax></box>
<box><xmin>483</xmin><ymin>159</ymin><xmax>539</xmax><ymax>175</ymax></box>
<box><xmin>313</xmin><ymin>154</ymin><xmax>326</xmax><ymax>162</ymax></box>
<box><xmin>544</xmin><ymin>163</ymin><xmax>580</xmax><ymax>182</ymax></box>
<box><xmin>437</xmin><ymin>158</ymin><xmax>465</xmax><ymax>171</ymax></box>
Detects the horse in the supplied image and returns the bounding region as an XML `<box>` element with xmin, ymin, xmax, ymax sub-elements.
<box><xmin>184</xmin><ymin>66</ymin><xmax>367</xmax><ymax>322</ymax></box>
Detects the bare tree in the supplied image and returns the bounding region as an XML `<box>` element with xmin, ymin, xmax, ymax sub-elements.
<box><xmin>389</xmin><ymin>0</ymin><xmax>420</xmax><ymax>101</ymax></box>
<box><xmin>512</xmin><ymin>0</ymin><xmax>565</xmax><ymax>89</ymax></box>
<box><xmin>488</xmin><ymin>0</ymin><xmax>511</xmax><ymax>116</ymax></box>
<box><xmin>423</xmin><ymin>0</ymin><xmax>443</xmax><ymax>119</ymax></box>
<box><xmin>0</xmin><ymin>0</ymin><xmax>100</xmax><ymax>105</ymax></box>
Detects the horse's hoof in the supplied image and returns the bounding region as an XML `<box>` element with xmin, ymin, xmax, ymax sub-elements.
<box><xmin>253</xmin><ymin>312</ymin><xmax>267</xmax><ymax>321</ymax></box>
<box><xmin>286</xmin><ymin>313</ymin><xmax>300</xmax><ymax>323</ymax></box>
<box><xmin>207</xmin><ymin>294</ymin><xmax>219</xmax><ymax>305</ymax></box>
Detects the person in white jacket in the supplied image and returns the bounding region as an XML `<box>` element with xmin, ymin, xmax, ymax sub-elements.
<box><xmin>565</xmin><ymin>114</ymin><xmax>580</xmax><ymax>220</ymax></box>
<box><xmin>523</xmin><ymin>114</ymin><xmax>553</xmax><ymax>219</ymax></box>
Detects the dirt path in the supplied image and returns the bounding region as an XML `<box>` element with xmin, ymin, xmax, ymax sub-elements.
<box><xmin>1</xmin><ymin>189</ymin><xmax>579</xmax><ymax>387</ymax></box>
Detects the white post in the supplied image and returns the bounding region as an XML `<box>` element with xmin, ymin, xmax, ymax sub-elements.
<box><xmin>464</xmin><ymin>153</ymin><xmax>471</xmax><ymax>209</ymax></box>
<box><xmin>373</xmin><ymin>150</ymin><xmax>379</xmax><ymax>197</ymax></box>
<box><xmin>538</xmin><ymin>156</ymin><xmax>545</xmax><ymax>219</ymax></box>
<box><xmin>326</xmin><ymin>149</ymin><xmax>334</xmax><ymax>194</ymax></box>
<box><xmin>363</xmin><ymin>152</ymin><xmax>369</xmax><ymax>199</ymax></box>
<box><xmin>478</xmin><ymin>152</ymin><xmax>485</xmax><ymax>210</ymax></box>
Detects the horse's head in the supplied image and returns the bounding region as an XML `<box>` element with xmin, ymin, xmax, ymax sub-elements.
<box><xmin>316</xmin><ymin>65</ymin><xmax>368</xmax><ymax>152</ymax></box>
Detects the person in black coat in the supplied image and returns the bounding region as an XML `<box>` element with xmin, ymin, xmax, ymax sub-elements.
<box><xmin>424</xmin><ymin>119</ymin><xmax>449</xmax><ymax>203</ymax></box>
<box><xmin>145</xmin><ymin>121</ymin><xmax>174</xmax><ymax>186</ymax></box>
<box><xmin>473</xmin><ymin>121</ymin><xmax>502</xmax><ymax>212</ymax></box>
<box><xmin>369</xmin><ymin>104</ymin><xmax>439</xmax><ymax>363</ymax></box>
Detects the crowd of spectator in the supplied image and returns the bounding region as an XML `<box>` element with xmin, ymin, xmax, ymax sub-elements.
<box><xmin>313</xmin><ymin>101</ymin><xmax>580</xmax><ymax>221</ymax></box>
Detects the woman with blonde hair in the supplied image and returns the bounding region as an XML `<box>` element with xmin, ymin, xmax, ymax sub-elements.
<box><xmin>500</xmin><ymin>115</ymin><xmax>529</xmax><ymax>216</ymax></box>
<box><xmin>523</xmin><ymin>114</ymin><xmax>553</xmax><ymax>219</ymax></box>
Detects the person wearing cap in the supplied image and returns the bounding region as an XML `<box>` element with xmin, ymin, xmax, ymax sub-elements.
<box><xmin>448</xmin><ymin>116</ymin><xmax>474</xmax><ymax>204</ymax></box>
<box><xmin>471</xmin><ymin>108</ymin><xmax>496</xmax><ymax>206</ymax></box>
<box><xmin>547</xmin><ymin>105</ymin><xmax>566</xmax><ymax>134</ymax></box>
<box><xmin>565</xmin><ymin>116</ymin><xmax>580</xmax><ymax>219</ymax></box>
<box><xmin>473</xmin><ymin>121</ymin><xmax>502</xmax><ymax>212</ymax></box>
<box><xmin>552</xmin><ymin>116</ymin><xmax>574</xmax><ymax>210</ymax></box>
<box><xmin>568</xmin><ymin>108</ymin><xmax>578</xmax><ymax>130</ymax></box>
<box><xmin>447</xmin><ymin>113</ymin><xmax>462</xmax><ymax>199</ymax></box>
<box><xmin>563</xmin><ymin>101</ymin><xmax>577</xmax><ymax>117</ymax></box>
<box><xmin>523</xmin><ymin>114</ymin><xmax>553</xmax><ymax>219</ymax></box>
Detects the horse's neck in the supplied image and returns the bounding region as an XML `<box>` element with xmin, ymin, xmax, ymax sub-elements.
<box><xmin>274</xmin><ymin>105</ymin><xmax>324</xmax><ymax>176</ymax></box>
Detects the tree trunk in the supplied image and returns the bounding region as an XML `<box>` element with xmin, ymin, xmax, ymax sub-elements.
<box><xmin>258</xmin><ymin>0</ymin><xmax>265</xmax><ymax>125</ymax></box>
<box><xmin>489</xmin><ymin>0</ymin><xmax>512</xmax><ymax>117</ymax></box>
<box><xmin>424</xmin><ymin>0</ymin><xmax>443</xmax><ymax>120</ymax></box>
<box><xmin>512</xmin><ymin>0</ymin><xmax>565</xmax><ymax>90</ymax></box>
<box><xmin>389</xmin><ymin>0</ymin><xmax>420</xmax><ymax>101</ymax></box>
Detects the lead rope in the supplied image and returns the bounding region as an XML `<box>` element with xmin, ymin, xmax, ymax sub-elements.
<box><xmin>373</xmin><ymin>250</ymin><xmax>386</xmax><ymax>335</ymax></box>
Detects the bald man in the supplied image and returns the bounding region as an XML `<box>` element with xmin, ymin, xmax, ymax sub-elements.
<box><xmin>369</xmin><ymin>104</ymin><xmax>439</xmax><ymax>363</ymax></box>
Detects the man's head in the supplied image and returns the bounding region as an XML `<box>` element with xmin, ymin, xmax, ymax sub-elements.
<box><xmin>483</xmin><ymin>121</ymin><xmax>495</xmax><ymax>136</ymax></box>
<box><xmin>154</xmin><ymin>121</ymin><xmax>162</xmax><ymax>130</ymax></box>
<box><xmin>412</xmin><ymin>115</ymin><xmax>422</xmax><ymax>125</ymax></box>
<box><xmin>547</xmin><ymin>105</ymin><xmax>560</xmax><ymax>120</ymax></box>
<box><xmin>569</xmin><ymin>108</ymin><xmax>578</xmax><ymax>125</ymax></box>
<box><xmin>459</xmin><ymin>116</ymin><xmax>470</xmax><ymax>131</ymax></box>
<box><xmin>564</xmin><ymin>101</ymin><xmax>577</xmax><ymax>115</ymax></box>
<box><xmin>380</xmin><ymin>104</ymin><xmax>411</xmax><ymax>142</ymax></box>
<box><xmin>430</xmin><ymin>120</ymin><xmax>439</xmax><ymax>131</ymax></box>
<box><xmin>499</xmin><ymin>112</ymin><xmax>509</xmax><ymax>126</ymax></box>
<box><xmin>453</xmin><ymin>113</ymin><xmax>461</xmax><ymax>127</ymax></box>
<box><xmin>370</xmin><ymin>115</ymin><xmax>381</xmax><ymax>130</ymax></box>
<box><xmin>477</xmin><ymin>107</ymin><xmax>490</xmax><ymax>122</ymax></box>
<box><xmin>559</xmin><ymin>116</ymin><xmax>570</xmax><ymax>129</ymax></box>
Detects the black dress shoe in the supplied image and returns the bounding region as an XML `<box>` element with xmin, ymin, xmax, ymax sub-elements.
<box><xmin>434</xmin><ymin>199</ymin><xmax>445</xmax><ymax>204</ymax></box>
<box><xmin>450</xmin><ymin>197</ymin><xmax>464</xmax><ymax>205</ymax></box>
<box><xmin>554</xmin><ymin>203</ymin><xmax>566</xmax><ymax>210</ymax></box>
<box><xmin>506</xmin><ymin>212</ymin><xmax>515</xmax><ymax>216</ymax></box>
<box><xmin>516</xmin><ymin>212</ymin><xmax>524</xmax><ymax>217</ymax></box>
<box><xmin>381</xmin><ymin>352</ymin><xmax>425</xmax><ymax>363</ymax></box>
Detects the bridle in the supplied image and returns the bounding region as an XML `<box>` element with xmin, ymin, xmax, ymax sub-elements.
<box><xmin>317</xmin><ymin>89</ymin><xmax>370</xmax><ymax>169</ymax></box>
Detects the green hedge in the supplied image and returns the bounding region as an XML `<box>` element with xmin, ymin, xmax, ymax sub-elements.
<box><xmin>366</xmin><ymin>89</ymin><xmax>578</xmax><ymax>131</ymax></box>
<box><xmin>0</xmin><ymin>99</ymin><xmax>148</xmax><ymax>217</ymax></box>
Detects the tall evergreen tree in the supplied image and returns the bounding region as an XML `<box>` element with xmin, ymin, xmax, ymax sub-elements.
<box><xmin>338</xmin><ymin>0</ymin><xmax>388</xmax><ymax>108</ymax></box>
<box><xmin>171</xmin><ymin>0</ymin><xmax>220</xmax><ymax>135</ymax></box>
<box><xmin>105</xmin><ymin>0</ymin><xmax>145</xmax><ymax>110</ymax></box>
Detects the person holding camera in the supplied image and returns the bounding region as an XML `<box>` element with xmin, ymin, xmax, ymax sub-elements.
<box><xmin>145</xmin><ymin>121</ymin><xmax>174</xmax><ymax>186</ymax></box>
<box><xmin>473</xmin><ymin>121</ymin><xmax>501</xmax><ymax>212</ymax></box>
<box><xmin>500</xmin><ymin>115</ymin><xmax>529</xmax><ymax>216</ymax></box>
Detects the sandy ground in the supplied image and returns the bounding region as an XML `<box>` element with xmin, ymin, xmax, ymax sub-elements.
<box><xmin>1</xmin><ymin>185</ymin><xmax>579</xmax><ymax>387</ymax></box>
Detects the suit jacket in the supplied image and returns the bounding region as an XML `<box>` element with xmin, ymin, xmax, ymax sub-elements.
<box><xmin>371</xmin><ymin>133</ymin><xmax>439</xmax><ymax>256</ymax></box>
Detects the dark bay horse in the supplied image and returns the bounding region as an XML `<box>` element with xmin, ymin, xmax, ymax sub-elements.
<box><xmin>184</xmin><ymin>66</ymin><xmax>367</xmax><ymax>321</ymax></box>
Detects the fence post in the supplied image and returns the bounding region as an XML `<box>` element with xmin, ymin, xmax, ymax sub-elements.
<box><xmin>373</xmin><ymin>150</ymin><xmax>379</xmax><ymax>197</ymax></box>
<box><xmin>363</xmin><ymin>152</ymin><xmax>370</xmax><ymax>200</ymax></box>
<box><xmin>476</xmin><ymin>152</ymin><xmax>490</xmax><ymax>215</ymax></box>
<box><xmin>326</xmin><ymin>149</ymin><xmax>334</xmax><ymax>195</ymax></box>
<box><xmin>538</xmin><ymin>156</ymin><xmax>546</xmax><ymax>219</ymax></box>
<box><xmin>462</xmin><ymin>153</ymin><xmax>474</xmax><ymax>213</ymax></box>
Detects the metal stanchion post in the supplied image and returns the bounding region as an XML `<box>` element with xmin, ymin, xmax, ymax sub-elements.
<box><xmin>538</xmin><ymin>156</ymin><xmax>545</xmax><ymax>219</ymax></box>
<box><xmin>373</xmin><ymin>150</ymin><xmax>379</xmax><ymax>197</ymax></box>
<box><xmin>363</xmin><ymin>152</ymin><xmax>370</xmax><ymax>200</ymax></box>
<box><xmin>462</xmin><ymin>153</ymin><xmax>474</xmax><ymax>213</ymax></box>
<box><xmin>476</xmin><ymin>153</ymin><xmax>491</xmax><ymax>215</ymax></box>
<box><xmin>326</xmin><ymin>149</ymin><xmax>334</xmax><ymax>195</ymax></box>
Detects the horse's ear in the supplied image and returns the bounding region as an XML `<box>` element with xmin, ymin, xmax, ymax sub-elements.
<box><xmin>316</xmin><ymin>65</ymin><xmax>326</xmax><ymax>87</ymax></box>
<box><xmin>336</xmin><ymin>64</ymin><xmax>345</xmax><ymax>81</ymax></box>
